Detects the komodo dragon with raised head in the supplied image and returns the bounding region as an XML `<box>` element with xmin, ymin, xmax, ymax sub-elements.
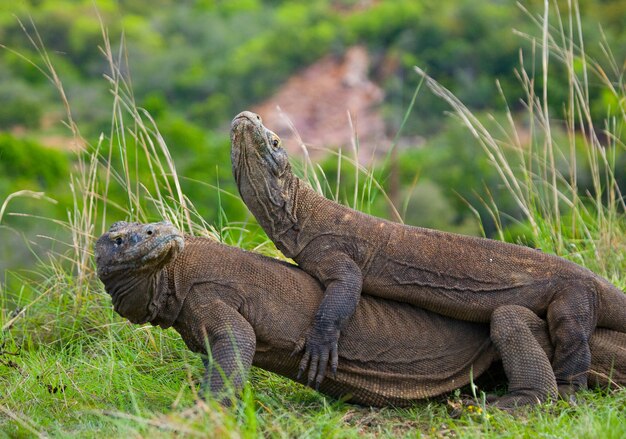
<box><xmin>95</xmin><ymin>221</ymin><xmax>626</xmax><ymax>408</ymax></box>
<box><xmin>230</xmin><ymin>110</ymin><xmax>626</xmax><ymax>400</ymax></box>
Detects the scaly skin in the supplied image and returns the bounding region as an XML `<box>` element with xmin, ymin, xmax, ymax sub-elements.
<box><xmin>95</xmin><ymin>222</ymin><xmax>626</xmax><ymax>409</ymax></box>
<box><xmin>229</xmin><ymin>111</ymin><xmax>626</xmax><ymax>401</ymax></box>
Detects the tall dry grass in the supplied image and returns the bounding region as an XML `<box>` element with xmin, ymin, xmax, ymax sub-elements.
<box><xmin>415</xmin><ymin>0</ymin><xmax>625</xmax><ymax>281</ymax></box>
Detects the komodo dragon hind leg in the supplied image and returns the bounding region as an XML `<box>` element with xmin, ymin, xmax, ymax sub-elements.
<box><xmin>489</xmin><ymin>305</ymin><xmax>558</xmax><ymax>410</ymax></box>
<box><xmin>547</xmin><ymin>280</ymin><xmax>597</xmax><ymax>398</ymax></box>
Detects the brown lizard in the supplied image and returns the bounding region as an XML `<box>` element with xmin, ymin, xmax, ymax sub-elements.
<box><xmin>95</xmin><ymin>221</ymin><xmax>626</xmax><ymax>408</ymax></box>
<box><xmin>229</xmin><ymin>110</ymin><xmax>626</xmax><ymax>400</ymax></box>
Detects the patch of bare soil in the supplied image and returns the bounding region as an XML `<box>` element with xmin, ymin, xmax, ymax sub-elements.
<box><xmin>253</xmin><ymin>46</ymin><xmax>388</xmax><ymax>163</ymax></box>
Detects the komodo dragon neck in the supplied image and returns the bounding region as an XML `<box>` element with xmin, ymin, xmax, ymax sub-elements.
<box><xmin>231</xmin><ymin>111</ymin><xmax>324</xmax><ymax>258</ymax></box>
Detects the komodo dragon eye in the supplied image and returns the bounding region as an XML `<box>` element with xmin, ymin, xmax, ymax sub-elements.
<box><xmin>272</xmin><ymin>138</ymin><xmax>279</xmax><ymax>147</ymax></box>
<box><xmin>114</xmin><ymin>237</ymin><xmax>123</xmax><ymax>246</ymax></box>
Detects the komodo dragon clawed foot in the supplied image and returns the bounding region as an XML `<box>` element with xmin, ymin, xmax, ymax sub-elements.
<box><xmin>294</xmin><ymin>328</ymin><xmax>340</xmax><ymax>389</ymax></box>
<box><xmin>486</xmin><ymin>393</ymin><xmax>546</xmax><ymax>411</ymax></box>
<box><xmin>556</xmin><ymin>384</ymin><xmax>582</xmax><ymax>406</ymax></box>
<box><xmin>557</xmin><ymin>383</ymin><xmax>581</xmax><ymax>400</ymax></box>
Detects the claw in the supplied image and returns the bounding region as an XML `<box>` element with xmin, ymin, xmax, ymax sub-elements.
<box><xmin>314</xmin><ymin>377</ymin><xmax>324</xmax><ymax>390</ymax></box>
<box><xmin>330</xmin><ymin>344</ymin><xmax>338</xmax><ymax>379</ymax></box>
<box><xmin>295</xmin><ymin>328</ymin><xmax>341</xmax><ymax>389</ymax></box>
<box><xmin>307</xmin><ymin>354</ymin><xmax>319</xmax><ymax>387</ymax></box>
<box><xmin>297</xmin><ymin>350</ymin><xmax>310</xmax><ymax>381</ymax></box>
<box><xmin>316</xmin><ymin>350</ymin><xmax>329</xmax><ymax>387</ymax></box>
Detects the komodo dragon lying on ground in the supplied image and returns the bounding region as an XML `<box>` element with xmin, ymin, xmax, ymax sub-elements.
<box><xmin>230</xmin><ymin>111</ymin><xmax>626</xmax><ymax>401</ymax></box>
<box><xmin>95</xmin><ymin>221</ymin><xmax>626</xmax><ymax>409</ymax></box>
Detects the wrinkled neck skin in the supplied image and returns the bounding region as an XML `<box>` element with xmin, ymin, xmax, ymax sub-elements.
<box><xmin>102</xmin><ymin>266</ymin><xmax>169</xmax><ymax>326</ymax></box>
<box><xmin>231</xmin><ymin>111</ymin><xmax>326</xmax><ymax>258</ymax></box>
<box><xmin>234</xmin><ymin>155</ymin><xmax>309</xmax><ymax>258</ymax></box>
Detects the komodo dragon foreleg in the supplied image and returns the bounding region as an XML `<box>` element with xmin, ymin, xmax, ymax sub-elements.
<box><xmin>295</xmin><ymin>254</ymin><xmax>362</xmax><ymax>387</ymax></box>
<box><xmin>195</xmin><ymin>298</ymin><xmax>256</xmax><ymax>404</ymax></box>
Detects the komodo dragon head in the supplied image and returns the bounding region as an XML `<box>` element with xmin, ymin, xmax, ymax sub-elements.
<box><xmin>231</xmin><ymin>111</ymin><xmax>300</xmax><ymax>242</ymax></box>
<box><xmin>95</xmin><ymin>221</ymin><xmax>184</xmax><ymax>324</ymax></box>
<box><xmin>230</xmin><ymin>111</ymin><xmax>291</xmax><ymax>185</ymax></box>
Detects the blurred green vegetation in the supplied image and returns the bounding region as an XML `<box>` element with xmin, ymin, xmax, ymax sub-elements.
<box><xmin>0</xmin><ymin>134</ymin><xmax>67</xmax><ymax>194</ymax></box>
<box><xmin>0</xmin><ymin>0</ymin><xmax>625</xmax><ymax>274</ymax></box>
<box><xmin>6</xmin><ymin>0</ymin><xmax>624</xmax><ymax>133</ymax></box>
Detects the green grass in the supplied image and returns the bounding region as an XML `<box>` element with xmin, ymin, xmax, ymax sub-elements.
<box><xmin>2</xmin><ymin>1</ymin><xmax>626</xmax><ymax>437</ymax></box>
<box><xmin>2</xmin><ymin>307</ymin><xmax>626</xmax><ymax>438</ymax></box>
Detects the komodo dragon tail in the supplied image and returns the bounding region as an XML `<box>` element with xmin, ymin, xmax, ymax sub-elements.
<box><xmin>597</xmin><ymin>279</ymin><xmax>626</xmax><ymax>332</ymax></box>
